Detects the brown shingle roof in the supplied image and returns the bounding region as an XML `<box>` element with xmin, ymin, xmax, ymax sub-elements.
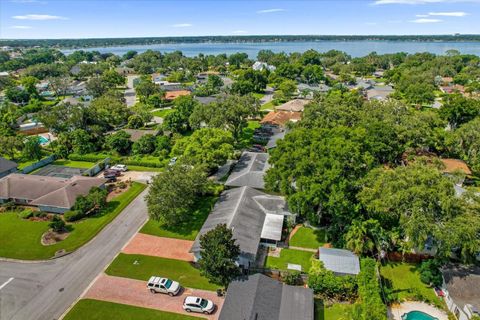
<box><xmin>260</xmin><ymin>111</ymin><xmax>302</xmax><ymax>127</ymax></box>
<box><xmin>121</xmin><ymin>129</ymin><xmax>159</xmax><ymax>142</ymax></box>
<box><xmin>441</xmin><ymin>159</ymin><xmax>472</xmax><ymax>175</ymax></box>
<box><xmin>165</xmin><ymin>90</ymin><xmax>191</xmax><ymax>101</ymax></box>
<box><xmin>275</xmin><ymin>99</ymin><xmax>309</xmax><ymax>113</ymax></box>
<box><xmin>0</xmin><ymin>174</ymin><xmax>105</xmax><ymax>209</ymax></box>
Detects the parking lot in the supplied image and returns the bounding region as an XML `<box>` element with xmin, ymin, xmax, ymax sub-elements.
<box><xmin>84</xmin><ymin>275</ymin><xmax>223</xmax><ymax>319</ymax></box>
<box><xmin>34</xmin><ymin>164</ymin><xmax>86</xmax><ymax>179</ymax></box>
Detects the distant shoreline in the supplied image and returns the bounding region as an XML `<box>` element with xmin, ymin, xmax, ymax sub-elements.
<box><xmin>2</xmin><ymin>34</ymin><xmax>480</xmax><ymax>49</ymax></box>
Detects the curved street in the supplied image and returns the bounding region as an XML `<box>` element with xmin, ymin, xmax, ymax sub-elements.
<box><xmin>0</xmin><ymin>189</ymin><xmax>149</xmax><ymax>320</ymax></box>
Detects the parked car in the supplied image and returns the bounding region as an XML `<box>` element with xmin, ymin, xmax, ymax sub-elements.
<box><xmin>104</xmin><ymin>175</ymin><xmax>117</xmax><ymax>183</ymax></box>
<box><xmin>110</xmin><ymin>164</ymin><xmax>127</xmax><ymax>172</ymax></box>
<box><xmin>168</xmin><ymin>157</ymin><xmax>177</xmax><ymax>166</ymax></box>
<box><xmin>183</xmin><ymin>296</ymin><xmax>215</xmax><ymax>314</ymax></box>
<box><xmin>103</xmin><ymin>169</ymin><xmax>121</xmax><ymax>177</ymax></box>
<box><xmin>147</xmin><ymin>276</ymin><xmax>181</xmax><ymax>296</ymax></box>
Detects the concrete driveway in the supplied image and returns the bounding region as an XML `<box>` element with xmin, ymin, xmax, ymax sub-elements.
<box><xmin>84</xmin><ymin>274</ymin><xmax>223</xmax><ymax>319</ymax></box>
<box><xmin>125</xmin><ymin>75</ymin><xmax>139</xmax><ymax>107</ymax></box>
<box><xmin>0</xmin><ymin>188</ymin><xmax>149</xmax><ymax>320</ymax></box>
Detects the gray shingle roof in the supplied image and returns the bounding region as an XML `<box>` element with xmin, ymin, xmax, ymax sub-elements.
<box><xmin>225</xmin><ymin>152</ymin><xmax>269</xmax><ymax>189</ymax></box>
<box><xmin>442</xmin><ymin>265</ymin><xmax>480</xmax><ymax>314</ymax></box>
<box><xmin>0</xmin><ymin>157</ymin><xmax>17</xmax><ymax>174</ymax></box>
<box><xmin>219</xmin><ymin>273</ymin><xmax>314</xmax><ymax>320</ymax></box>
<box><xmin>266</xmin><ymin>130</ymin><xmax>286</xmax><ymax>149</ymax></box>
<box><xmin>190</xmin><ymin>186</ymin><xmax>290</xmax><ymax>258</ymax></box>
<box><xmin>319</xmin><ymin>248</ymin><xmax>360</xmax><ymax>275</ymax></box>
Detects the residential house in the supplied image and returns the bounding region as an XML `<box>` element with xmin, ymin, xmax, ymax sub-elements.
<box><xmin>0</xmin><ymin>157</ymin><xmax>18</xmax><ymax>178</ymax></box>
<box><xmin>440</xmin><ymin>84</ymin><xmax>465</xmax><ymax>95</ymax></box>
<box><xmin>260</xmin><ymin>111</ymin><xmax>302</xmax><ymax>129</ymax></box>
<box><xmin>366</xmin><ymin>85</ymin><xmax>394</xmax><ymax>101</ymax></box>
<box><xmin>225</xmin><ymin>152</ymin><xmax>270</xmax><ymax>190</ymax></box>
<box><xmin>252</xmin><ymin>61</ymin><xmax>276</xmax><ymax>72</ymax></box>
<box><xmin>121</xmin><ymin>129</ymin><xmax>159</xmax><ymax>142</ymax></box>
<box><xmin>190</xmin><ymin>186</ymin><xmax>294</xmax><ymax>268</ymax></box>
<box><xmin>0</xmin><ymin>174</ymin><xmax>106</xmax><ymax>213</ymax></box>
<box><xmin>275</xmin><ymin>99</ymin><xmax>309</xmax><ymax>113</ymax></box>
<box><xmin>442</xmin><ymin>265</ymin><xmax>480</xmax><ymax>320</ymax></box>
<box><xmin>115</xmin><ymin>66</ymin><xmax>135</xmax><ymax>76</ymax></box>
<box><xmin>318</xmin><ymin>248</ymin><xmax>360</xmax><ymax>276</ymax></box>
<box><xmin>219</xmin><ymin>273</ymin><xmax>314</xmax><ymax>320</ymax></box>
<box><xmin>373</xmin><ymin>70</ymin><xmax>385</xmax><ymax>78</ymax></box>
<box><xmin>441</xmin><ymin>158</ymin><xmax>472</xmax><ymax>186</ymax></box>
<box><xmin>164</xmin><ymin>90</ymin><xmax>191</xmax><ymax>101</ymax></box>
<box><xmin>354</xmin><ymin>78</ymin><xmax>374</xmax><ymax>91</ymax></box>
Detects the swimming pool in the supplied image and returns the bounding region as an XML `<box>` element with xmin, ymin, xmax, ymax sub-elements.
<box><xmin>37</xmin><ymin>136</ymin><xmax>49</xmax><ymax>145</ymax></box>
<box><xmin>402</xmin><ymin>311</ymin><xmax>439</xmax><ymax>320</ymax></box>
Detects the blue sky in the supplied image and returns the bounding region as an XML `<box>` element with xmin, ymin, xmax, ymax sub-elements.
<box><xmin>1</xmin><ymin>0</ymin><xmax>479</xmax><ymax>39</ymax></box>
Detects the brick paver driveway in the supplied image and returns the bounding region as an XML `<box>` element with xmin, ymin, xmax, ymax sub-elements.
<box><xmin>122</xmin><ymin>233</ymin><xmax>194</xmax><ymax>261</ymax></box>
<box><xmin>85</xmin><ymin>274</ymin><xmax>223</xmax><ymax>319</ymax></box>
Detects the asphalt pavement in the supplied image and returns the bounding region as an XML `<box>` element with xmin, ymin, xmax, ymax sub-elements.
<box><xmin>0</xmin><ymin>188</ymin><xmax>149</xmax><ymax>320</ymax></box>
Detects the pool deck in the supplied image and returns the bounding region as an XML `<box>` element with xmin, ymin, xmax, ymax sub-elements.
<box><xmin>389</xmin><ymin>302</ymin><xmax>448</xmax><ymax>320</ymax></box>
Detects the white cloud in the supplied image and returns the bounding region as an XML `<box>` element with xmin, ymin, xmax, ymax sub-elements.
<box><xmin>232</xmin><ymin>30</ymin><xmax>248</xmax><ymax>34</ymax></box>
<box><xmin>428</xmin><ymin>11</ymin><xmax>469</xmax><ymax>16</ymax></box>
<box><xmin>410</xmin><ymin>18</ymin><xmax>443</xmax><ymax>22</ymax></box>
<box><xmin>374</xmin><ymin>0</ymin><xmax>479</xmax><ymax>4</ymax></box>
<box><xmin>256</xmin><ymin>8</ymin><xmax>286</xmax><ymax>14</ymax></box>
<box><xmin>416</xmin><ymin>14</ymin><xmax>430</xmax><ymax>17</ymax></box>
<box><xmin>9</xmin><ymin>25</ymin><xmax>32</xmax><ymax>29</ymax></box>
<box><xmin>172</xmin><ymin>23</ymin><xmax>192</xmax><ymax>28</ymax></box>
<box><xmin>12</xmin><ymin>14</ymin><xmax>67</xmax><ymax>20</ymax></box>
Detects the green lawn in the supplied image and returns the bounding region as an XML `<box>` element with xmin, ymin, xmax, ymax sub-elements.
<box><xmin>289</xmin><ymin>227</ymin><xmax>326</xmax><ymax>249</ymax></box>
<box><xmin>0</xmin><ymin>182</ymin><xmax>146</xmax><ymax>260</ymax></box>
<box><xmin>127</xmin><ymin>165</ymin><xmax>164</xmax><ymax>172</ymax></box>
<box><xmin>265</xmin><ymin>248</ymin><xmax>314</xmax><ymax>272</ymax></box>
<box><xmin>237</xmin><ymin>120</ymin><xmax>261</xmax><ymax>149</ymax></box>
<box><xmin>64</xmin><ymin>299</ymin><xmax>199</xmax><ymax>320</ymax></box>
<box><xmin>315</xmin><ymin>300</ymin><xmax>355</xmax><ymax>320</ymax></box>
<box><xmin>140</xmin><ymin>196</ymin><xmax>217</xmax><ymax>240</ymax></box>
<box><xmin>260</xmin><ymin>100</ymin><xmax>276</xmax><ymax>111</ymax></box>
<box><xmin>152</xmin><ymin>108</ymin><xmax>174</xmax><ymax>118</ymax></box>
<box><xmin>106</xmin><ymin>253</ymin><xmax>219</xmax><ymax>291</ymax></box>
<box><xmin>251</xmin><ymin>92</ymin><xmax>265</xmax><ymax>100</ymax></box>
<box><xmin>53</xmin><ymin>160</ymin><xmax>96</xmax><ymax>168</ymax></box>
<box><xmin>380</xmin><ymin>262</ymin><xmax>441</xmax><ymax>307</ymax></box>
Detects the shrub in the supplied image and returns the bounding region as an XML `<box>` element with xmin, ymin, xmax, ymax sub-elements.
<box><xmin>419</xmin><ymin>259</ymin><xmax>443</xmax><ymax>287</ymax></box>
<box><xmin>19</xmin><ymin>209</ymin><xmax>35</xmax><ymax>219</ymax></box>
<box><xmin>282</xmin><ymin>271</ymin><xmax>302</xmax><ymax>285</ymax></box>
<box><xmin>49</xmin><ymin>216</ymin><xmax>66</xmax><ymax>232</ymax></box>
<box><xmin>308</xmin><ymin>260</ymin><xmax>358</xmax><ymax>301</ymax></box>
<box><xmin>64</xmin><ymin>210</ymin><xmax>85</xmax><ymax>222</ymax></box>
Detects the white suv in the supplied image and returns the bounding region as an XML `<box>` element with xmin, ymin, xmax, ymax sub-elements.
<box><xmin>183</xmin><ymin>296</ymin><xmax>215</xmax><ymax>314</ymax></box>
<box><xmin>147</xmin><ymin>276</ymin><xmax>181</xmax><ymax>296</ymax></box>
<box><xmin>110</xmin><ymin>164</ymin><xmax>128</xmax><ymax>172</ymax></box>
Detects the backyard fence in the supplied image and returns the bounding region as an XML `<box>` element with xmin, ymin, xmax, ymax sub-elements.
<box><xmin>21</xmin><ymin>155</ymin><xmax>56</xmax><ymax>174</ymax></box>
<box><xmin>83</xmin><ymin>158</ymin><xmax>111</xmax><ymax>177</ymax></box>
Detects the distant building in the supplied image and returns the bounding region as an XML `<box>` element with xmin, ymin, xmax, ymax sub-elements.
<box><xmin>219</xmin><ymin>273</ymin><xmax>314</xmax><ymax>320</ymax></box>
<box><xmin>252</xmin><ymin>61</ymin><xmax>276</xmax><ymax>72</ymax></box>
<box><xmin>121</xmin><ymin>129</ymin><xmax>159</xmax><ymax>142</ymax></box>
<box><xmin>318</xmin><ymin>248</ymin><xmax>360</xmax><ymax>276</ymax></box>
<box><xmin>275</xmin><ymin>99</ymin><xmax>310</xmax><ymax>113</ymax></box>
<box><xmin>260</xmin><ymin>111</ymin><xmax>302</xmax><ymax>128</ymax></box>
<box><xmin>366</xmin><ymin>85</ymin><xmax>394</xmax><ymax>101</ymax></box>
<box><xmin>442</xmin><ymin>265</ymin><xmax>480</xmax><ymax>320</ymax></box>
<box><xmin>164</xmin><ymin>90</ymin><xmax>191</xmax><ymax>101</ymax></box>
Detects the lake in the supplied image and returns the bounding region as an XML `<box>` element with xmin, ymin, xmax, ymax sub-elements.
<box><xmin>60</xmin><ymin>40</ymin><xmax>480</xmax><ymax>57</ymax></box>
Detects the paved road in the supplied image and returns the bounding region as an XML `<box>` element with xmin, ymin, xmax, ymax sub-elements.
<box><xmin>0</xmin><ymin>189</ymin><xmax>149</xmax><ymax>320</ymax></box>
<box><xmin>125</xmin><ymin>75</ymin><xmax>139</xmax><ymax>107</ymax></box>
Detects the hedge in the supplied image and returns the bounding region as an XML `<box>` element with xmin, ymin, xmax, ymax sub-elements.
<box><xmin>68</xmin><ymin>153</ymin><xmax>166</xmax><ymax>168</ymax></box>
<box><xmin>356</xmin><ymin>258</ymin><xmax>387</xmax><ymax>320</ymax></box>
